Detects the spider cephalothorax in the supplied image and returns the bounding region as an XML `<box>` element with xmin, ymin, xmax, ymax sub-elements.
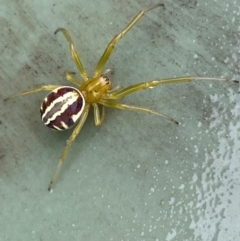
<box><xmin>5</xmin><ymin>3</ymin><xmax>238</xmax><ymax>190</ymax></box>
<box><xmin>80</xmin><ymin>74</ymin><xmax>112</xmax><ymax>103</ymax></box>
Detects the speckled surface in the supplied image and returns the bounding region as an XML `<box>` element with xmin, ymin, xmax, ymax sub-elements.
<box><xmin>0</xmin><ymin>0</ymin><xmax>239</xmax><ymax>240</ymax></box>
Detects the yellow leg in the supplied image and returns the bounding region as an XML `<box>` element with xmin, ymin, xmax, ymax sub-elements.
<box><xmin>104</xmin><ymin>77</ymin><xmax>238</xmax><ymax>100</ymax></box>
<box><xmin>99</xmin><ymin>99</ymin><xmax>178</xmax><ymax>124</ymax></box>
<box><xmin>93</xmin><ymin>3</ymin><xmax>165</xmax><ymax>77</ymax></box>
<box><xmin>48</xmin><ymin>104</ymin><xmax>90</xmax><ymax>191</ymax></box>
<box><xmin>64</xmin><ymin>70</ymin><xmax>82</xmax><ymax>86</ymax></box>
<box><xmin>102</xmin><ymin>68</ymin><xmax>115</xmax><ymax>76</ymax></box>
<box><xmin>93</xmin><ymin>103</ymin><xmax>105</xmax><ymax>126</ymax></box>
<box><xmin>4</xmin><ymin>85</ymin><xmax>60</xmax><ymax>101</ymax></box>
<box><xmin>55</xmin><ymin>28</ymin><xmax>88</xmax><ymax>82</ymax></box>
<box><xmin>106</xmin><ymin>84</ymin><xmax>122</xmax><ymax>93</ymax></box>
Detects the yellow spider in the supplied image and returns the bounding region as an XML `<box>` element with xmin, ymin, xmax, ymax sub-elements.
<box><xmin>5</xmin><ymin>3</ymin><xmax>238</xmax><ymax>190</ymax></box>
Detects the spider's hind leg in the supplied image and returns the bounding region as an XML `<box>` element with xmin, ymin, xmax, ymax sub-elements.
<box><xmin>4</xmin><ymin>85</ymin><xmax>60</xmax><ymax>101</ymax></box>
<box><xmin>48</xmin><ymin>105</ymin><xmax>90</xmax><ymax>191</ymax></box>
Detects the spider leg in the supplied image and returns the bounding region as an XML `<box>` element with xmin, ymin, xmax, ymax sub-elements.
<box><xmin>64</xmin><ymin>70</ymin><xmax>83</xmax><ymax>86</ymax></box>
<box><xmin>106</xmin><ymin>85</ymin><xmax>122</xmax><ymax>93</ymax></box>
<box><xmin>55</xmin><ymin>28</ymin><xmax>88</xmax><ymax>82</ymax></box>
<box><xmin>102</xmin><ymin>68</ymin><xmax>115</xmax><ymax>76</ymax></box>
<box><xmin>48</xmin><ymin>104</ymin><xmax>90</xmax><ymax>191</ymax></box>
<box><xmin>99</xmin><ymin>99</ymin><xmax>178</xmax><ymax>124</ymax></box>
<box><xmin>104</xmin><ymin>76</ymin><xmax>238</xmax><ymax>100</ymax></box>
<box><xmin>93</xmin><ymin>103</ymin><xmax>105</xmax><ymax>126</ymax></box>
<box><xmin>93</xmin><ymin>3</ymin><xmax>165</xmax><ymax>77</ymax></box>
<box><xmin>4</xmin><ymin>85</ymin><xmax>60</xmax><ymax>101</ymax></box>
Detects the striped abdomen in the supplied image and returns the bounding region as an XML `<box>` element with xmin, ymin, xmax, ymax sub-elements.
<box><xmin>40</xmin><ymin>86</ymin><xmax>85</xmax><ymax>130</ymax></box>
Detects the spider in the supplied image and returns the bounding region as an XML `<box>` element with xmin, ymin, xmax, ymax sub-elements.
<box><xmin>5</xmin><ymin>3</ymin><xmax>238</xmax><ymax>191</ymax></box>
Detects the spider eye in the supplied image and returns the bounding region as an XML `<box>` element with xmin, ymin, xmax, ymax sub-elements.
<box><xmin>40</xmin><ymin>86</ymin><xmax>85</xmax><ymax>131</ymax></box>
<box><xmin>101</xmin><ymin>74</ymin><xmax>110</xmax><ymax>84</ymax></box>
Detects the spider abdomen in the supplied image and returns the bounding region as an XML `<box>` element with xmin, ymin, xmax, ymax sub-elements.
<box><xmin>40</xmin><ymin>86</ymin><xmax>85</xmax><ymax>130</ymax></box>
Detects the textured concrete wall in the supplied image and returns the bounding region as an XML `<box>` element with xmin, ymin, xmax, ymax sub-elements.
<box><xmin>0</xmin><ymin>1</ymin><xmax>239</xmax><ymax>240</ymax></box>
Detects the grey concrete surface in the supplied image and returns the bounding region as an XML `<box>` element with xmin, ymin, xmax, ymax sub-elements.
<box><xmin>0</xmin><ymin>0</ymin><xmax>239</xmax><ymax>240</ymax></box>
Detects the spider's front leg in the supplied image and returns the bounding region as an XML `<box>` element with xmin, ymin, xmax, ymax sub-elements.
<box><xmin>4</xmin><ymin>85</ymin><xmax>60</xmax><ymax>101</ymax></box>
<box><xmin>93</xmin><ymin>3</ymin><xmax>165</xmax><ymax>77</ymax></box>
<box><xmin>99</xmin><ymin>99</ymin><xmax>179</xmax><ymax>124</ymax></box>
<box><xmin>100</xmin><ymin>76</ymin><xmax>239</xmax><ymax>124</ymax></box>
<box><xmin>104</xmin><ymin>76</ymin><xmax>239</xmax><ymax>100</ymax></box>
<box><xmin>48</xmin><ymin>104</ymin><xmax>90</xmax><ymax>191</ymax></box>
